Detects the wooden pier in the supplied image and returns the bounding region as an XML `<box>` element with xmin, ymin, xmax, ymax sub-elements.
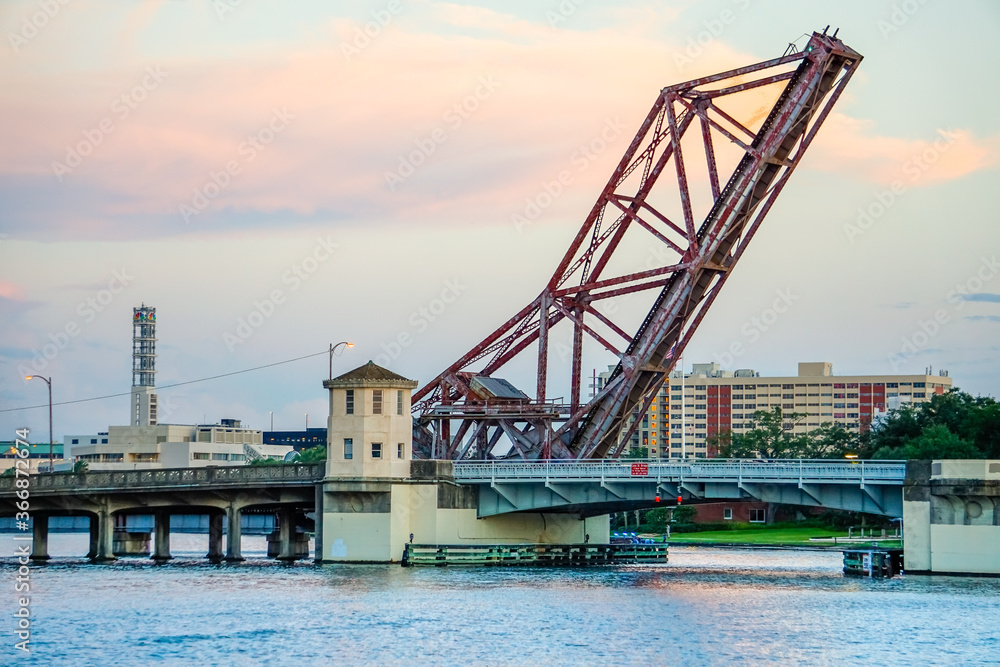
<box><xmin>402</xmin><ymin>543</ymin><xmax>668</xmax><ymax>567</ymax></box>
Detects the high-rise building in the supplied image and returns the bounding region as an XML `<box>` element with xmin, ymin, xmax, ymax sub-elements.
<box><xmin>596</xmin><ymin>361</ymin><xmax>954</xmax><ymax>459</ymax></box>
<box><xmin>131</xmin><ymin>305</ymin><xmax>158</xmax><ymax>426</ymax></box>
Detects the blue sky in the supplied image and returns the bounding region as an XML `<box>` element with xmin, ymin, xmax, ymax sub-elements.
<box><xmin>1</xmin><ymin>0</ymin><xmax>998</xmax><ymax>440</ymax></box>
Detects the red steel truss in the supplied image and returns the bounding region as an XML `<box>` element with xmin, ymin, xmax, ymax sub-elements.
<box><xmin>412</xmin><ymin>31</ymin><xmax>862</xmax><ymax>460</ymax></box>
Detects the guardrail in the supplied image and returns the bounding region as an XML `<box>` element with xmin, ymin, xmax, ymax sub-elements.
<box><xmin>0</xmin><ymin>463</ymin><xmax>325</xmax><ymax>495</ymax></box>
<box><xmin>452</xmin><ymin>459</ymin><xmax>907</xmax><ymax>485</ymax></box>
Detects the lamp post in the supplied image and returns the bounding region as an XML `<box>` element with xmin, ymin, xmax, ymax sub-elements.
<box><xmin>329</xmin><ymin>341</ymin><xmax>354</xmax><ymax>380</ymax></box>
<box><xmin>26</xmin><ymin>375</ymin><xmax>53</xmax><ymax>473</ymax></box>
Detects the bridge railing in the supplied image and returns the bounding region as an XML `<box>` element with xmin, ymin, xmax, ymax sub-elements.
<box><xmin>0</xmin><ymin>463</ymin><xmax>326</xmax><ymax>495</ymax></box>
<box><xmin>452</xmin><ymin>459</ymin><xmax>907</xmax><ymax>484</ymax></box>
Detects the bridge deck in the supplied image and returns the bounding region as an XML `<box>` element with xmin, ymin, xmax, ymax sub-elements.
<box><xmin>452</xmin><ymin>459</ymin><xmax>906</xmax><ymax>485</ymax></box>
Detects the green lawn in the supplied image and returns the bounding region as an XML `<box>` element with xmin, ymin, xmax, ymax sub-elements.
<box><xmin>664</xmin><ymin>526</ymin><xmax>901</xmax><ymax>546</ymax></box>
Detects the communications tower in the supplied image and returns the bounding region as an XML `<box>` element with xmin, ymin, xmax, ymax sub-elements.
<box><xmin>131</xmin><ymin>304</ymin><xmax>158</xmax><ymax>426</ymax></box>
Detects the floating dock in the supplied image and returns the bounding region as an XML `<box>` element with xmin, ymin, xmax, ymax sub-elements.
<box><xmin>402</xmin><ymin>543</ymin><xmax>668</xmax><ymax>567</ymax></box>
<box><xmin>843</xmin><ymin>548</ymin><xmax>904</xmax><ymax>578</ymax></box>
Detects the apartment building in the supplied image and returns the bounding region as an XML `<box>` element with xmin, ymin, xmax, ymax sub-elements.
<box><xmin>595</xmin><ymin>361</ymin><xmax>953</xmax><ymax>459</ymax></box>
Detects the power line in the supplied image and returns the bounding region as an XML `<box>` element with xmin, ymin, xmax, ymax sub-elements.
<box><xmin>2</xmin><ymin>349</ymin><xmax>330</xmax><ymax>414</ymax></box>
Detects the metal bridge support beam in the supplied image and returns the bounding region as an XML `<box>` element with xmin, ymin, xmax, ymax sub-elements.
<box><xmin>207</xmin><ymin>513</ymin><xmax>224</xmax><ymax>562</ymax></box>
<box><xmin>30</xmin><ymin>515</ymin><xmax>49</xmax><ymax>562</ymax></box>
<box><xmin>153</xmin><ymin>512</ymin><xmax>171</xmax><ymax>562</ymax></box>
<box><xmin>225</xmin><ymin>504</ymin><xmax>243</xmax><ymax>562</ymax></box>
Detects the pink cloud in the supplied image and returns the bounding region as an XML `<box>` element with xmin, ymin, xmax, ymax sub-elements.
<box><xmin>809</xmin><ymin>113</ymin><xmax>1000</xmax><ymax>186</ymax></box>
<box><xmin>1</xmin><ymin>4</ymin><xmax>995</xmax><ymax>240</ymax></box>
<box><xmin>0</xmin><ymin>282</ymin><xmax>25</xmax><ymax>300</ymax></box>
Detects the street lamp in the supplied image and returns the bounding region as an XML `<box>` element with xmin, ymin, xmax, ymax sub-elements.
<box><xmin>329</xmin><ymin>341</ymin><xmax>354</xmax><ymax>379</ymax></box>
<box><xmin>25</xmin><ymin>375</ymin><xmax>53</xmax><ymax>473</ymax></box>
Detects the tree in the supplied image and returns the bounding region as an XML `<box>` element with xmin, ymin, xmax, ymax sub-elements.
<box><xmin>716</xmin><ymin>407</ymin><xmax>811</xmax><ymax>458</ymax></box>
<box><xmin>800</xmin><ymin>422</ymin><xmax>858</xmax><ymax>459</ymax></box>
<box><xmin>623</xmin><ymin>446</ymin><xmax>649</xmax><ymax>459</ymax></box>
<box><xmin>249</xmin><ymin>457</ymin><xmax>281</xmax><ymax>466</ymax></box>
<box><xmin>669</xmin><ymin>505</ymin><xmax>697</xmax><ymax>532</ymax></box>
<box><xmin>73</xmin><ymin>460</ymin><xmax>89</xmax><ymax>473</ymax></box>
<box><xmin>866</xmin><ymin>390</ymin><xmax>1000</xmax><ymax>459</ymax></box>
<box><xmin>294</xmin><ymin>445</ymin><xmax>327</xmax><ymax>463</ymax></box>
<box><xmin>873</xmin><ymin>423</ymin><xmax>980</xmax><ymax>460</ymax></box>
<box><xmin>643</xmin><ymin>507</ymin><xmax>671</xmax><ymax>532</ymax></box>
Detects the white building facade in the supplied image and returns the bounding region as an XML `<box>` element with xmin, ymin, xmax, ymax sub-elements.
<box><xmin>68</xmin><ymin>419</ymin><xmax>292</xmax><ymax>471</ymax></box>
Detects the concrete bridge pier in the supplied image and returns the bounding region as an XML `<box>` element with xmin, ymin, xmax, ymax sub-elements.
<box><xmin>91</xmin><ymin>508</ymin><xmax>116</xmax><ymax>562</ymax></box>
<box><xmin>86</xmin><ymin>515</ymin><xmax>98</xmax><ymax>559</ymax></box>
<box><xmin>225</xmin><ymin>504</ymin><xmax>243</xmax><ymax>562</ymax></box>
<box><xmin>152</xmin><ymin>513</ymin><xmax>171</xmax><ymax>562</ymax></box>
<box><xmin>313</xmin><ymin>484</ymin><xmax>324</xmax><ymax>563</ymax></box>
<box><xmin>30</xmin><ymin>515</ymin><xmax>49</xmax><ymax>562</ymax></box>
<box><xmin>207</xmin><ymin>513</ymin><xmax>224</xmax><ymax>562</ymax></box>
<box><xmin>274</xmin><ymin>508</ymin><xmax>299</xmax><ymax>561</ymax></box>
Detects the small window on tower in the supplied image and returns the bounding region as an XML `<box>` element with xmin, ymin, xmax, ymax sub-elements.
<box><xmin>373</xmin><ymin>390</ymin><xmax>383</xmax><ymax>415</ymax></box>
<box><xmin>397</xmin><ymin>390</ymin><xmax>404</xmax><ymax>416</ymax></box>
<box><xmin>345</xmin><ymin>389</ymin><xmax>354</xmax><ymax>415</ymax></box>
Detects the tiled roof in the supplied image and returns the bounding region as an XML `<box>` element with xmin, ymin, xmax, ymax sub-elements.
<box><xmin>327</xmin><ymin>361</ymin><xmax>417</xmax><ymax>386</ymax></box>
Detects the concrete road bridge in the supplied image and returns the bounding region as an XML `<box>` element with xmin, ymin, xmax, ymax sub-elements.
<box><xmin>452</xmin><ymin>459</ymin><xmax>906</xmax><ymax>518</ymax></box>
<box><xmin>3</xmin><ymin>459</ymin><xmax>997</xmax><ymax>575</ymax></box>
<box><xmin>0</xmin><ymin>464</ymin><xmax>323</xmax><ymax>562</ymax></box>
<box><xmin>1</xmin><ymin>459</ymin><xmax>903</xmax><ymax>559</ymax></box>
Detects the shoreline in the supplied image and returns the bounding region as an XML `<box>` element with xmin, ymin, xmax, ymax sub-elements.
<box><xmin>666</xmin><ymin>541</ymin><xmax>901</xmax><ymax>551</ymax></box>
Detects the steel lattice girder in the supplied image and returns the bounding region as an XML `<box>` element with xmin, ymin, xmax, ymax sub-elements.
<box><xmin>412</xmin><ymin>31</ymin><xmax>862</xmax><ymax>461</ymax></box>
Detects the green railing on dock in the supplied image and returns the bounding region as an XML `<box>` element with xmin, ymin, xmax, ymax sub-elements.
<box><xmin>402</xmin><ymin>543</ymin><xmax>668</xmax><ymax>567</ymax></box>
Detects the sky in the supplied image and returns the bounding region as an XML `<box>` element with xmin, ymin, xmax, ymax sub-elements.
<box><xmin>1</xmin><ymin>0</ymin><xmax>999</xmax><ymax>441</ymax></box>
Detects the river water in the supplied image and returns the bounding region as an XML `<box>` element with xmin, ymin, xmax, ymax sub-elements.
<box><xmin>3</xmin><ymin>534</ymin><xmax>998</xmax><ymax>666</ymax></box>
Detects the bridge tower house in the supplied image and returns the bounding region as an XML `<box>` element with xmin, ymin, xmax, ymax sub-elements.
<box><xmin>324</xmin><ymin>360</ymin><xmax>418</xmax><ymax>479</ymax></box>
<box><xmin>318</xmin><ymin>361</ymin><xmax>608</xmax><ymax>562</ymax></box>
